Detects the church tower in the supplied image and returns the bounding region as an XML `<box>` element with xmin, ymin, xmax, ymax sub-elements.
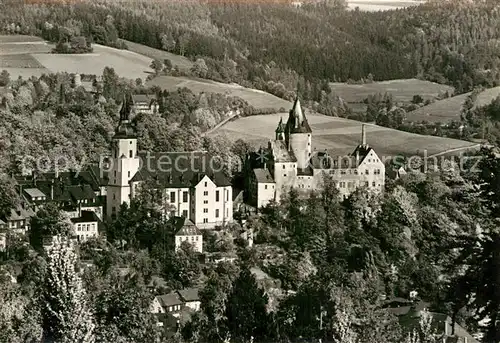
<box><xmin>106</xmin><ymin>94</ymin><xmax>140</xmax><ymax>221</ymax></box>
<box><xmin>285</xmin><ymin>95</ymin><xmax>312</xmax><ymax>170</ymax></box>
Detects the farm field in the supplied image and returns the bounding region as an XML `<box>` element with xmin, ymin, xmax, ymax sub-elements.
<box><xmin>406</xmin><ymin>86</ymin><xmax>500</xmax><ymax>123</ymax></box>
<box><xmin>147</xmin><ymin>76</ymin><xmax>292</xmax><ymax>110</ymax></box>
<box><xmin>123</xmin><ymin>40</ymin><xmax>193</xmax><ymax>71</ymax></box>
<box><xmin>210</xmin><ymin>112</ymin><xmax>477</xmax><ymax>157</ymax></box>
<box><xmin>329</xmin><ymin>79</ymin><xmax>454</xmax><ymax>103</ymax></box>
<box><xmin>348</xmin><ymin>0</ymin><xmax>424</xmax><ymax>11</ymax></box>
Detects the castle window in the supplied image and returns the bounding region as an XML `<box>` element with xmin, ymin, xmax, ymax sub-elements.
<box><xmin>354</xmin><ymin>170</ymin><xmax>358</xmax><ymax>175</ymax></box>
<box><xmin>204</xmin><ymin>191</ymin><xmax>208</xmax><ymax>196</ymax></box>
<box><xmin>284</xmin><ymin>174</ymin><xmax>287</xmax><ymax>177</ymax></box>
<box><xmin>182</xmin><ymin>209</ymin><xmax>188</xmax><ymax>218</ymax></box>
<box><xmin>203</xmin><ymin>218</ymin><xmax>208</xmax><ymax>223</ymax></box>
<box><xmin>365</xmin><ymin>181</ymin><xmax>369</xmax><ymax>187</ymax></box>
<box><xmin>265</xmin><ymin>185</ymin><xmax>268</xmax><ymax>190</ymax></box>
<box><xmin>283</xmin><ymin>165</ymin><xmax>286</xmax><ymax>169</ymax></box>
<box><xmin>204</xmin><ymin>200</ymin><xmax>208</xmax><ymax>204</ymax></box>
<box><xmin>341</xmin><ymin>170</ymin><xmax>346</xmax><ymax>175</ymax></box>
<box><xmin>216</xmin><ymin>209</ymin><xmax>219</xmax><ymax>218</ymax></box>
<box><xmin>129</xmin><ymin>150</ymin><xmax>133</xmax><ymax>158</ymax></box>
<box><xmin>128</xmin><ymin>171</ymin><xmax>131</xmax><ymax>178</ymax></box>
<box><xmin>183</xmin><ymin>191</ymin><xmax>188</xmax><ymax>202</ymax></box>
<box><xmin>204</xmin><ymin>208</ymin><xmax>208</xmax><ymax>213</ymax></box>
<box><xmin>205</xmin><ymin>182</ymin><xmax>207</xmax><ymax>187</ymax></box>
<box><xmin>365</xmin><ymin>169</ymin><xmax>369</xmax><ymax>175</ymax></box>
<box><xmin>130</xmin><ymin>141</ymin><xmax>132</xmax><ymax>144</ymax></box>
<box><xmin>170</xmin><ymin>192</ymin><xmax>176</xmax><ymax>203</ymax></box>
<box><xmin>216</xmin><ymin>190</ymin><xmax>220</xmax><ymax>202</ymax></box>
<box><xmin>372</xmin><ymin>181</ymin><xmax>376</xmax><ymax>187</ymax></box>
<box><xmin>114</xmin><ymin>171</ymin><xmax>116</xmax><ymax>177</ymax></box>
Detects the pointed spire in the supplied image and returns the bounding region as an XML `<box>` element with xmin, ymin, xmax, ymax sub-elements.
<box><xmin>275</xmin><ymin>117</ymin><xmax>284</xmax><ymax>133</ymax></box>
<box><xmin>290</xmin><ymin>95</ymin><xmax>304</xmax><ymax>127</ymax></box>
<box><xmin>119</xmin><ymin>93</ymin><xmax>133</xmax><ymax>122</ymax></box>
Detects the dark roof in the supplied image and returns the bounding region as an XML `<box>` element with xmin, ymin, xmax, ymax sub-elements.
<box><xmin>70</xmin><ymin>210</ymin><xmax>100</xmax><ymax>224</ymax></box>
<box><xmin>173</xmin><ymin>217</ymin><xmax>201</xmax><ymax>236</ymax></box>
<box><xmin>157</xmin><ymin>292</ymin><xmax>183</xmax><ymax>307</ymax></box>
<box><xmin>1</xmin><ymin>205</ymin><xmax>34</xmax><ymax>222</ymax></box>
<box><xmin>130</xmin><ymin>151</ymin><xmax>231</xmax><ymax>188</ymax></box>
<box><xmin>132</xmin><ymin>94</ymin><xmax>156</xmax><ymax>104</ymax></box>
<box><xmin>286</xmin><ymin>97</ymin><xmax>312</xmax><ymax>134</ymax></box>
<box><xmin>177</xmin><ymin>288</ymin><xmax>199</xmax><ymax>302</ymax></box>
<box><xmin>253</xmin><ymin>168</ymin><xmax>274</xmax><ymax>183</ymax></box>
<box><xmin>114</xmin><ymin>93</ymin><xmax>137</xmax><ymax>139</ymax></box>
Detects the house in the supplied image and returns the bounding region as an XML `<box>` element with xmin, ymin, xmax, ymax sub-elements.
<box><xmin>151</xmin><ymin>292</ymin><xmax>184</xmax><ymax>314</ymax></box>
<box><xmin>70</xmin><ymin>210</ymin><xmax>100</xmax><ymax>242</ymax></box>
<box><xmin>174</xmin><ymin>217</ymin><xmax>203</xmax><ymax>253</ymax></box>
<box><xmin>177</xmin><ymin>288</ymin><xmax>201</xmax><ymax>311</ymax></box>
<box><xmin>131</xmin><ymin>94</ymin><xmax>158</xmax><ymax>114</ymax></box>
<box><xmin>384</xmin><ymin>298</ymin><xmax>479</xmax><ymax>343</ymax></box>
<box><xmin>106</xmin><ymin>94</ymin><xmax>233</xmax><ymax>228</ymax></box>
<box><xmin>0</xmin><ymin>204</ymin><xmax>35</xmax><ymax>235</ymax></box>
<box><xmin>246</xmin><ymin>96</ymin><xmax>385</xmax><ymax>206</ymax></box>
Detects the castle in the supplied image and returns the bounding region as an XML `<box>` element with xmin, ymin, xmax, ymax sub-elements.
<box><xmin>248</xmin><ymin>96</ymin><xmax>385</xmax><ymax>208</ymax></box>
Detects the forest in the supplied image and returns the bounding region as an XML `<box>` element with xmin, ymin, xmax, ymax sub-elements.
<box><xmin>2</xmin><ymin>0</ymin><xmax>500</xmax><ymax>100</ymax></box>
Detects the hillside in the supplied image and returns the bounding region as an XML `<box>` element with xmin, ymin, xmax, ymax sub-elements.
<box><xmin>329</xmin><ymin>79</ymin><xmax>454</xmax><ymax>104</ymax></box>
<box><xmin>210</xmin><ymin>112</ymin><xmax>477</xmax><ymax>157</ymax></box>
<box><xmin>147</xmin><ymin>76</ymin><xmax>292</xmax><ymax>110</ymax></box>
<box><xmin>122</xmin><ymin>39</ymin><xmax>194</xmax><ymax>71</ymax></box>
<box><xmin>405</xmin><ymin>86</ymin><xmax>500</xmax><ymax>123</ymax></box>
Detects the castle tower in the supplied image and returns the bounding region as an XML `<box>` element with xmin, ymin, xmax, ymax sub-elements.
<box><xmin>275</xmin><ymin>117</ymin><xmax>285</xmax><ymax>141</ymax></box>
<box><xmin>106</xmin><ymin>93</ymin><xmax>140</xmax><ymax>221</ymax></box>
<box><xmin>285</xmin><ymin>96</ymin><xmax>312</xmax><ymax>170</ymax></box>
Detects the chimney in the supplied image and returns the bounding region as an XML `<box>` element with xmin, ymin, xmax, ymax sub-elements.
<box><xmin>362</xmin><ymin>124</ymin><xmax>366</xmax><ymax>146</ymax></box>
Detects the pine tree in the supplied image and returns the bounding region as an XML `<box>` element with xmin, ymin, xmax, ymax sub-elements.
<box><xmin>41</xmin><ymin>238</ymin><xmax>95</xmax><ymax>343</ymax></box>
<box><xmin>225</xmin><ymin>266</ymin><xmax>269</xmax><ymax>341</ymax></box>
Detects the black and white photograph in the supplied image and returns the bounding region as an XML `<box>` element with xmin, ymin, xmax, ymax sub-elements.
<box><xmin>0</xmin><ymin>0</ymin><xmax>499</xmax><ymax>342</ymax></box>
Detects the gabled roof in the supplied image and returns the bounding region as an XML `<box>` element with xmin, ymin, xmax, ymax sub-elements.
<box><xmin>130</xmin><ymin>151</ymin><xmax>231</xmax><ymax>188</ymax></box>
<box><xmin>177</xmin><ymin>288</ymin><xmax>199</xmax><ymax>302</ymax></box>
<box><xmin>253</xmin><ymin>168</ymin><xmax>274</xmax><ymax>183</ymax></box>
<box><xmin>310</xmin><ymin>151</ymin><xmax>359</xmax><ymax>170</ymax></box>
<box><xmin>157</xmin><ymin>292</ymin><xmax>183</xmax><ymax>307</ymax></box>
<box><xmin>271</xmin><ymin>140</ymin><xmax>297</xmax><ymax>163</ymax></box>
<box><xmin>24</xmin><ymin>188</ymin><xmax>46</xmax><ymax>199</ymax></box>
<box><xmin>173</xmin><ymin>217</ymin><xmax>201</xmax><ymax>236</ymax></box>
<box><xmin>2</xmin><ymin>205</ymin><xmax>34</xmax><ymax>222</ymax></box>
<box><xmin>132</xmin><ymin>94</ymin><xmax>155</xmax><ymax>104</ymax></box>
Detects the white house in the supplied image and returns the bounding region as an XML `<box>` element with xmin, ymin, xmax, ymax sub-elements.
<box><xmin>174</xmin><ymin>217</ymin><xmax>203</xmax><ymax>253</ymax></box>
<box><xmin>70</xmin><ymin>210</ymin><xmax>99</xmax><ymax>242</ymax></box>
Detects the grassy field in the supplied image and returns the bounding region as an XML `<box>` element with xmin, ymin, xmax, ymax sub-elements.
<box><xmin>347</xmin><ymin>0</ymin><xmax>424</xmax><ymax>11</ymax></box>
<box><xmin>123</xmin><ymin>40</ymin><xmax>193</xmax><ymax>71</ymax></box>
<box><xmin>210</xmin><ymin>112</ymin><xmax>477</xmax><ymax>157</ymax></box>
<box><xmin>0</xmin><ymin>35</ymin><xmax>44</xmax><ymax>43</ymax></box>
<box><xmin>330</xmin><ymin>79</ymin><xmax>454</xmax><ymax>104</ymax></box>
<box><xmin>406</xmin><ymin>86</ymin><xmax>500</xmax><ymax>123</ymax></box>
<box><xmin>147</xmin><ymin>76</ymin><xmax>292</xmax><ymax>110</ymax></box>
<box><xmin>0</xmin><ymin>54</ymin><xmax>45</xmax><ymax>68</ymax></box>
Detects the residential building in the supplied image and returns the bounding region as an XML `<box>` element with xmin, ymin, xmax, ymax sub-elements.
<box><xmin>246</xmin><ymin>96</ymin><xmax>385</xmax><ymax>208</ymax></box>
<box><xmin>15</xmin><ymin>168</ymin><xmax>105</xmax><ymax>220</ymax></box>
<box><xmin>151</xmin><ymin>292</ymin><xmax>184</xmax><ymax>314</ymax></box>
<box><xmin>174</xmin><ymin>217</ymin><xmax>203</xmax><ymax>253</ymax></box>
<box><xmin>131</xmin><ymin>94</ymin><xmax>158</xmax><ymax>114</ymax></box>
<box><xmin>106</xmin><ymin>94</ymin><xmax>233</xmax><ymax>228</ymax></box>
<box><xmin>70</xmin><ymin>210</ymin><xmax>100</xmax><ymax>242</ymax></box>
<box><xmin>0</xmin><ymin>204</ymin><xmax>35</xmax><ymax>235</ymax></box>
<box><xmin>177</xmin><ymin>288</ymin><xmax>201</xmax><ymax>311</ymax></box>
